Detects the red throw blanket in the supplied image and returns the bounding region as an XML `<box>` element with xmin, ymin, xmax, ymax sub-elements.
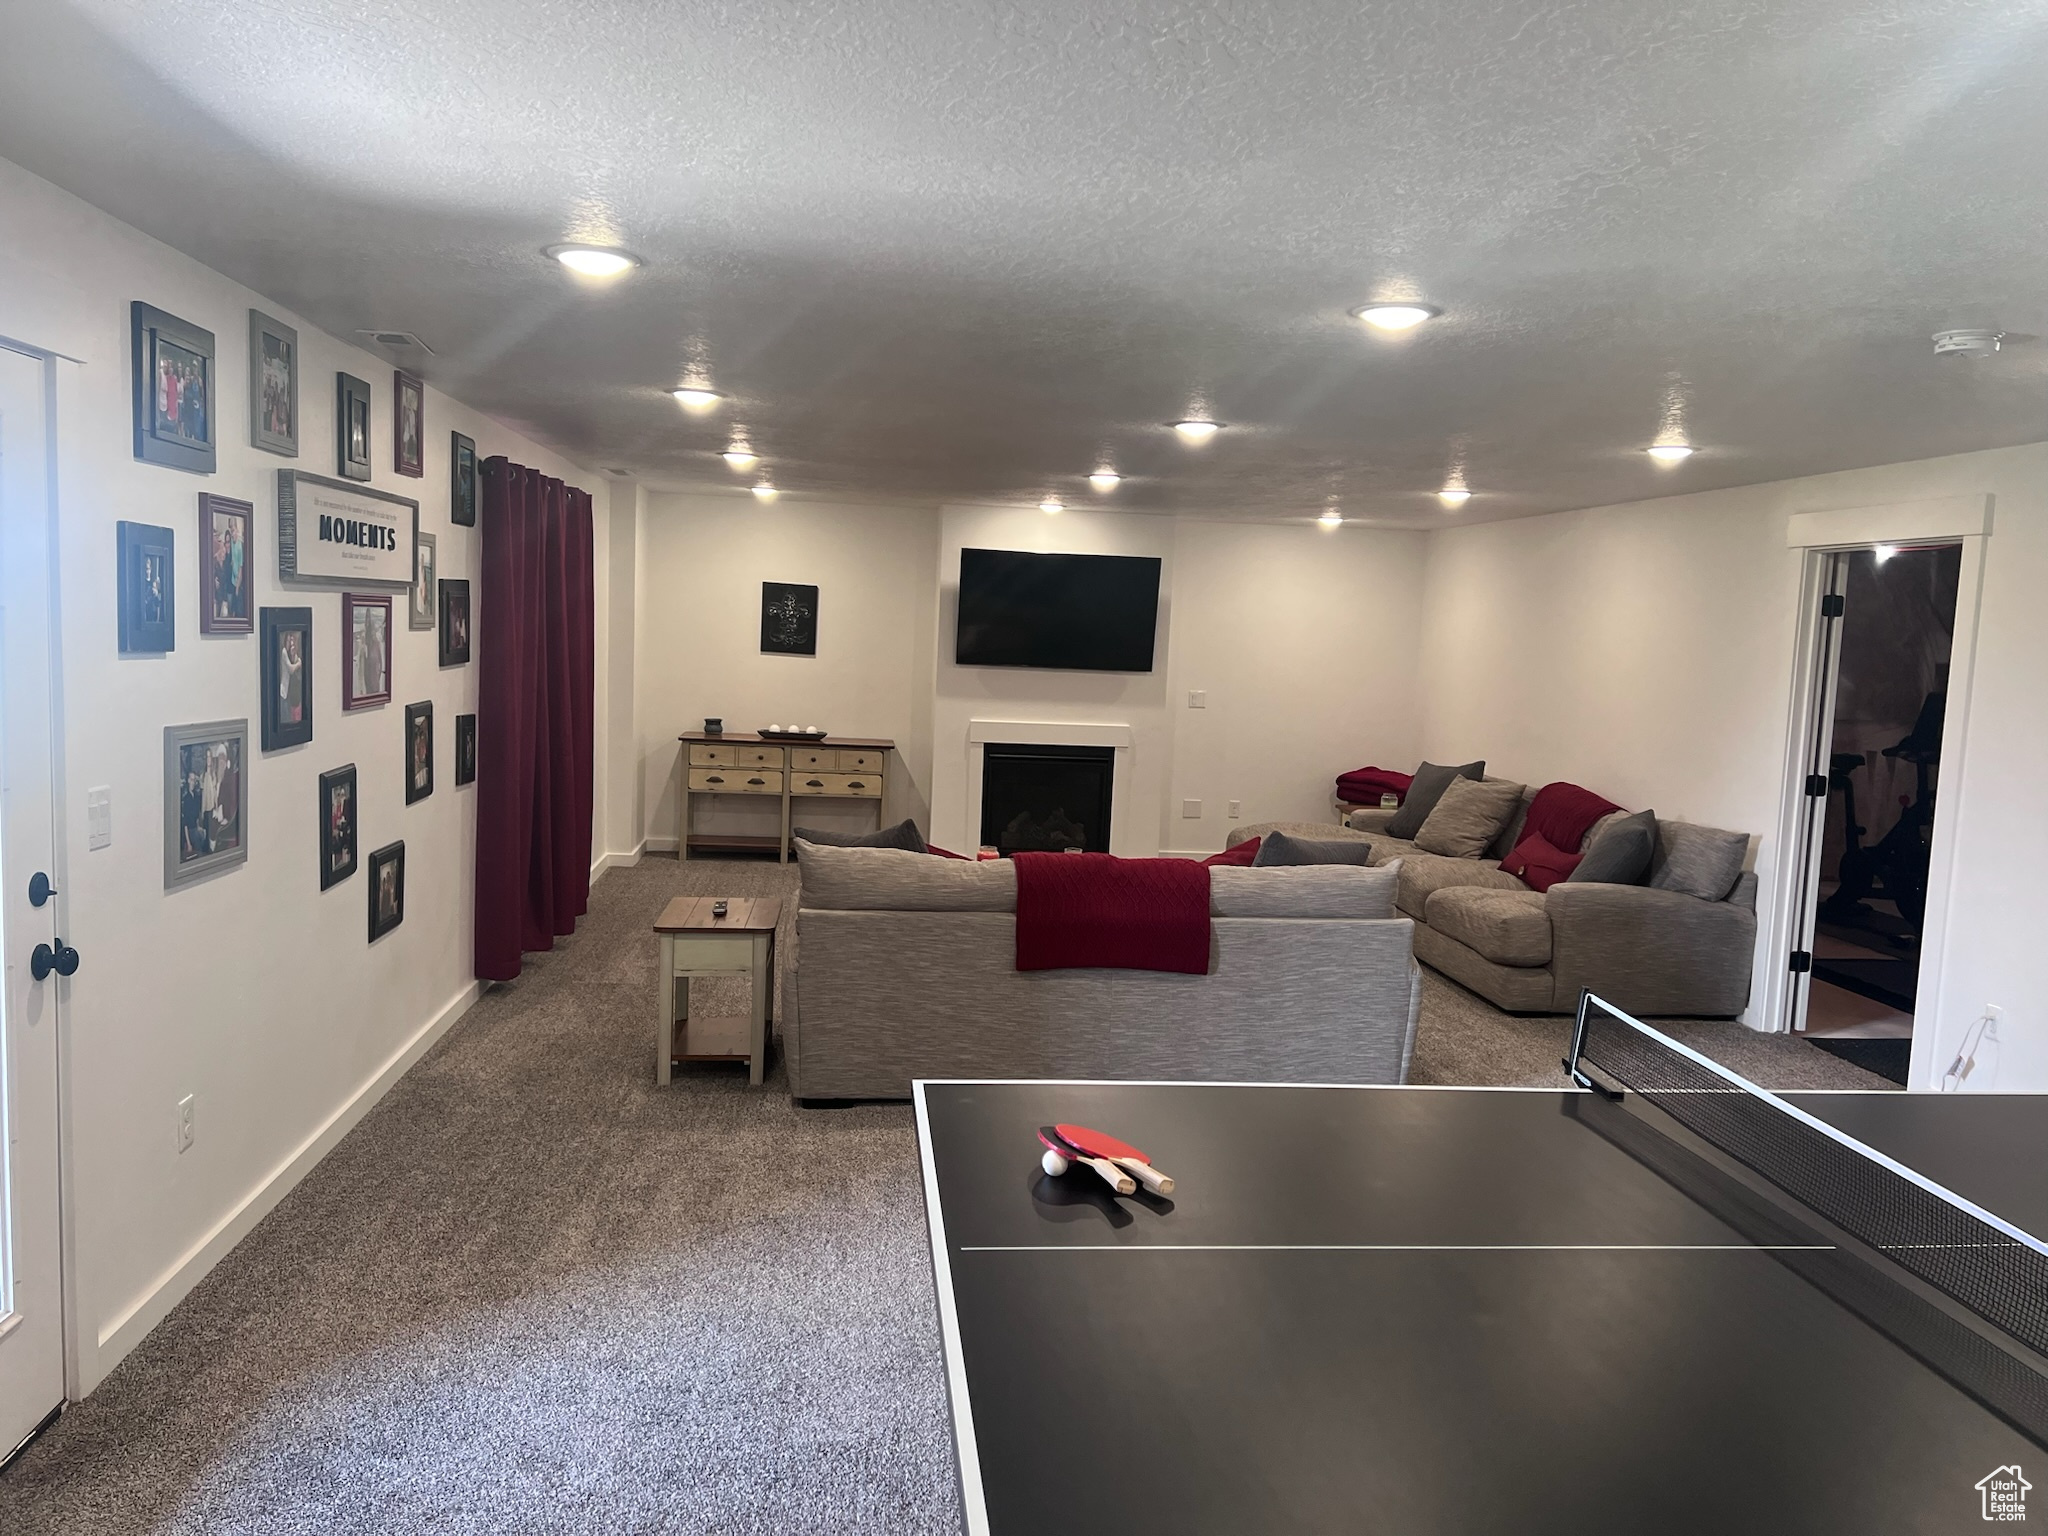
<box><xmin>1013</xmin><ymin>852</ymin><xmax>1212</xmax><ymax>974</ymax></box>
<box><xmin>1336</xmin><ymin>766</ymin><xmax>1414</xmax><ymax>804</ymax></box>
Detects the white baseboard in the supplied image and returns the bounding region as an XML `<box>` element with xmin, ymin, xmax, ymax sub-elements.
<box><xmin>1158</xmin><ymin>847</ymin><xmax>1220</xmax><ymax>860</ymax></box>
<box><xmin>588</xmin><ymin>841</ymin><xmax>647</xmax><ymax>881</ymax></box>
<box><xmin>645</xmin><ymin>834</ymin><xmax>680</xmax><ymax>853</ymax></box>
<box><xmin>83</xmin><ymin>979</ymin><xmax>484</xmax><ymax>1393</ymax></box>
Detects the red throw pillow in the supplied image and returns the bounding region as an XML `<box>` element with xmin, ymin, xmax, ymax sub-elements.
<box><xmin>926</xmin><ymin>844</ymin><xmax>970</xmax><ymax>860</ymax></box>
<box><xmin>1523</xmin><ymin>782</ymin><xmax>1621</xmax><ymax>853</ymax></box>
<box><xmin>1500</xmin><ymin>832</ymin><xmax>1582</xmax><ymax>893</ymax></box>
<box><xmin>1204</xmin><ymin>838</ymin><xmax>1262</xmax><ymax>866</ymax></box>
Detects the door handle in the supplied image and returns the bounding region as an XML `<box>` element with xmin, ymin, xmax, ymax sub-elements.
<box><xmin>28</xmin><ymin>871</ymin><xmax>57</xmax><ymax>907</ymax></box>
<box><xmin>30</xmin><ymin>939</ymin><xmax>80</xmax><ymax>980</ymax></box>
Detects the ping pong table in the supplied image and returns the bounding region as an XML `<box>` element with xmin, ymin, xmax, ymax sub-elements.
<box><xmin>914</xmin><ymin>997</ymin><xmax>2048</xmax><ymax>1534</ymax></box>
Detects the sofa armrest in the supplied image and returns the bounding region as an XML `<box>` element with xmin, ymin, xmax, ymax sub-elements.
<box><xmin>1343</xmin><ymin>806</ymin><xmax>1400</xmax><ymax>833</ymax></box>
<box><xmin>1544</xmin><ymin>882</ymin><xmax>1757</xmax><ymax>1017</ymax></box>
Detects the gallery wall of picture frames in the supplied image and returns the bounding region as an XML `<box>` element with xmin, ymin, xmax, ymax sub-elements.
<box><xmin>127</xmin><ymin>295</ymin><xmax>478</xmax><ymax>939</ymax></box>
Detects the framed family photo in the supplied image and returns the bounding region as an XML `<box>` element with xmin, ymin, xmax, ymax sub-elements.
<box><xmin>337</xmin><ymin>372</ymin><xmax>373</xmax><ymax>482</ymax></box>
<box><xmin>249</xmin><ymin>310</ymin><xmax>299</xmax><ymax>456</ymax></box>
<box><xmin>199</xmin><ymin>493</ymin><xmax>253</xmax><ymax>634</ymax></box>
<box><xmin>118</xmin><ymin>520</ymin><xmax>176</xmax><ymax>653</ymax></box>
<box><xmin>410</xmin><ymin>531</ymin><xmax>438</xmax><ymax>629</ymax></box>
<box><xmin>164</xmin><ymin>718</ymin><xmax>247</xmax><ymax>889</ymax></box>
<box><xmin>438</xmin><ymin>578</ymin><xmax>471</xmax><ymax>666</ymax></box>
<box><xmin>259</xmin><ymin>606</ymin><xmax>313</xmax><ymax>751</ymax></box>
<box><xmin>450</xmin><ymin>431</ymin><xmax>478</xmax><ymax>526</ymax></box>
<box><xmin>131</xmin><ymin>302</ymin><xmax>216</xmax><ymax>473</ymax></box>
<box><xmin>454</xmin><ymin>713</ymin><xmax>477</xmax><ymax>786</ymax></box>
<box><xmin>394</xmin><ymin>370</ymin><xmax>425</xmax><ymax>477</ymax></box>
<box><xmin>319</xmin><ymin>764</ymin><xmax>357</xmax><ymax>889</ymax></box>
<box><xmin>342</xmin><ymin>592</ymin><xmax>392</xmax><ymax>709</ymax></box>
<box><xmin>404</xmin><ymin>700</ymin><xmax>434</xmax><ymax>803</ymax></box>
<box><xmin>367</xmin><ymin>840</ymin><xmax>405</xmax><ymax>942</ymax></box>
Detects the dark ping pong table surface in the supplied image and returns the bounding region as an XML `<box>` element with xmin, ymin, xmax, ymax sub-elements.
<box><xmin>915</xmin><ymin>1076</ymin><xmax>2048</xmax><ymax>1535</ymax></box>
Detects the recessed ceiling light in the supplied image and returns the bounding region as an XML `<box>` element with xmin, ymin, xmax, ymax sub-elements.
<box><xmin>1171</xmin><ymin>419</ymin><xmax>1222</xmax><ymax>442</ymax></box>
<box><xmin>1438</xmin><ymin>487</ymin><xmax>1472</xmax><ymax>507</ymax></box>
<box><xmin>1088</xmin><ymin>470</ymin><xmax>1121</xmax><ymax>491</ymax></box>
<box><xmin>545</xmin><ymin>244</ymin><xmax>641</xmax><ymax>278</ymax></box>
<box><xmin>1040</xmin><ymin>498</ymin><xmax>1065</xmax><ymax>514</ymax></box>
<box><xmin>1646</xmin><ymin>443</ymin><xmax>1695</xmax><ymax>463</ymax></box>
<box><xmin>751</xmin><ymin>482</ymin><xmax>778</xmax><ymax>500</ymax></box>
<box><xmin>722</xmin><ymin>446</ymin><xmax>758</xmax><ymax>468</ymax></box>
<box><xmin>1317</xmin><ymin>509</ymin><xmax>1344</xmax><ymax>529</ymax></box>
<box><xmin>1351</xmin><ymin>302</ymin><xmax>1441</xmax><ymax>332</ymax></box>
<box><xmin>672</xmin><ymin>387</ymin><xmax>722</xmax><ymax>411</ymax></box>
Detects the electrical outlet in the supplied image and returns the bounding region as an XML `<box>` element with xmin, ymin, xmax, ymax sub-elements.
<box><xmin>87</xmin><ymin>785</ymin><xmax>112</xmax><ymax>850</ymax></box>
<box><xmin>176</xmin><ymin>1094</ymin><xmax>195</xmax><ymax>1154</ymax></box>
<box><xmin>1985</xmin><ymin>1004</ymin><xmax>2003</xmax><ymax>1040</ymax></box>
<box><xmin>1187</xmin><ymin>690</ymin><xmax>1207</xmax><ymax>709</ymax></box>
<box><xmin>1227</xmin><ymin>799</ymin><xmax>1241</xmax><ymax>819</ymax></box>
<box><xmin>1181</xmin><ymin>798</ymin><xmax>1202</xmax><ymax>819</ymax></box>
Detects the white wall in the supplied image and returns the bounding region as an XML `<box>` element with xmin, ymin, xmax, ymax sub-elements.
<box><xmin>603</xmin><ymin>479</ymin><xmax>643</xmax><ymax>863</ymax></box>
<box><xmin>636</xmin><ymin>492</ymin><xmax>940</xmax><ymax>848</ymax></box>
<box><xmin>1416</xmin><ymin>442</ymin><xmax>2048</xmax><ymax>1089</ymax></box>
<box><xmin>0</xmin><ymin>155</ymin><xmax>606</xmax><ymax>1392</ymax></box>
<box><xmin>1164</xmin><ymin>520</ymin><xmax>1427</xmax><ymax>852</ymax></box>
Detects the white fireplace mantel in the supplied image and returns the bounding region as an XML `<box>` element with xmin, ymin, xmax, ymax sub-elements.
<box><xmin>965</xmin><ymin>718</ymin><xmax>1136</xmax><ymax>855</ymax></box>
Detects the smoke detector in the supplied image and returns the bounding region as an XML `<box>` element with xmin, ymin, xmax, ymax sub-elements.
<box><xmin>1932</xmin><ymin>328</ymin><xmax>2002</xmax><ymax>360</ymax></box>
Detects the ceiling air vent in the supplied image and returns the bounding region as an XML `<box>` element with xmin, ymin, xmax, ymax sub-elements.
<box><xmin>1932</xmin><ymin>328</ymin><xmax>2001</xmax><ymax>360</ymax></box>
<box><xmin>356</xmin><ymin>329</ymin><xmax>436</xmax><ymax>355</ymax></box>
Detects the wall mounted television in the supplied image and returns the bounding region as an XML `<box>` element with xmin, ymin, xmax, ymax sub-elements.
<box><xmin>955</xmin><ymin>547</ymin><xmax>1162</xmax><ymax>672</ymax></box>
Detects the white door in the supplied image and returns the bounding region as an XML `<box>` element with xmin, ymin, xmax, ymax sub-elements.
<box><xmin>0</xmin><ymin>343</ymin><xmax>67</xmax><ymax>1456</ymax></box>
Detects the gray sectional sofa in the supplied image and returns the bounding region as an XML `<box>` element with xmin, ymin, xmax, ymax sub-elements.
<box><xmin>786</xmin><ymin>841</ymin><xmax>1423</xmax><ymax>1101</ymax></box>
<box><xmin>1234</xmin><ymin>788</ymin><xmax>1757</xmax><ymax>1018</ymax></box>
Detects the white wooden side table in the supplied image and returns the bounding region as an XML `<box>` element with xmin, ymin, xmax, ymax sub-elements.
<box><xmin>653</xmin><ymin>895</ymin><xmax>780</xmax><ymax>1086</ymax></box>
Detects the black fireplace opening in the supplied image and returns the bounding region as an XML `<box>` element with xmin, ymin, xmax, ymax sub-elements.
<box><xmin>980</xmin><ymin>743</ymin><xmax>1114</xmax><ymax>855</ymax></box>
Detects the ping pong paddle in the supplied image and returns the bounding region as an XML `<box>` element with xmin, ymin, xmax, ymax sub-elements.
<box><xmin>1057</xmin><ymin>1123</ymin><xmax>1175</xmax><ymax>1196</ymax></box>
<box><xmin>1038</xmin><ymin>1126</ymin><xmax>1135</xmax><ymax>1195</ymax></box>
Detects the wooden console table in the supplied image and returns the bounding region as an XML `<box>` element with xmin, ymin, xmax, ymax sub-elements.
<box><xmin>676</xmin><ymin>731</ymin><xmax>894</xmax><ymax>861</ymax></box>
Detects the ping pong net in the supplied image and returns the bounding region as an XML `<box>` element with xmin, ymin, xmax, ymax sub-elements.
<box><xmin>1566</xmin><ymin>992</ymin><xmax>2048</xmax><ymax>1366</ymax></box>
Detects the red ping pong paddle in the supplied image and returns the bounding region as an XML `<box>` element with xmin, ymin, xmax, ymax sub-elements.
<box><xmin>1038</xmin><ymin>1126</ymin><xmax>1135</xmax><ymax>1195</ymax></box>
<box><xmin>1057</xmin><ymin>1123</ymin><xmax>1175</xmax><ymax>1196</ymax></box>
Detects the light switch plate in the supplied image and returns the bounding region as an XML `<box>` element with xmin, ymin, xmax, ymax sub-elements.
<box><xmin>1187</xmin><ymin>690</ymin><xmax>1207</xmax><ymax>708</ymax></box>
<box><xmin>87</xmin><ymin>785</ymin><xmax>112</xmax><ymax>850</ymax></box>
<box><xmin>1228</xmin><ymin>799</ymin><xmax>1241</xmax><ymax>818</ymax></box>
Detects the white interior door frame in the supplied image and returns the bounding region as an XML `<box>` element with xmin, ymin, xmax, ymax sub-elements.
<box><xmin>1761</xmin><ymin>495</ymin><xmax>1991</xmax><ymax>1093</ymax></box>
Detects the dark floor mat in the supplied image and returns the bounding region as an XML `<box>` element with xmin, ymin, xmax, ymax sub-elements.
<box><xmin>1811</xmin><ymin>956</ymin><xmax>1919</xmax><ymax>1012</ymax></box>
<box><xmin>1808</xmin><ymin>1035</ymin><xmax>1912</xmax><ymax>1086</ymax></box>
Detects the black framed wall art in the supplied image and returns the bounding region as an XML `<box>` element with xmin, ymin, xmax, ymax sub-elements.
<box><xmin>249</xmin><ymin>309</ymin><xmax>299</xmax><ymax>456</ymax></box>
<box><xmin>450</xmin><ymin>431</ymin><xmax>478</xmax><ymax>526</ymax></box>
<box><xmin>342</xmin><ymin>592</ymin><xmax>392</xmax><ymax>709</ymax></box>
<box><xmin>117</xmin><ymin>520</ymin><xmax>176</xmax><ymax>653</ymax></box>
<box><xmin>199</xmin><ymin>493</ymin><xmax>254</xmax><ymax>635</ymax></box>
<box><xmin>761</xmin><ymin>581</ymin><xmax>818</xmax><ymax>656</ymax></box>
<box><xmin>258</xmin><ymin>606</ymin><xmax>314</xmax><ymax>751</ymax></box>
<box><xmin>131</xmin><ymin>302</ymin><xmax>216</xmax><ymax>473</ymax></box>
<box><xmin>438</xmin><ymin>578</ymin><xmax>470</xmax><ymax>666</ymax></box>
<box><xmin>394</xmin><ymin>369</ymin><xmax>424</xmax><ymax>477</ymax></box>
<box><xmin>405</xmin><ymin>700</ymin><xmax>434</xmax><ymax>803</ymax></box>
<box><xmin>319</xmin><ymin>764</ymin><xmax>357</xmax><ymax>889</ymax></box>
<box><xmin>410</xmin><ymin>531</ymin><xmax>438</xmax><ymax>629</ymax></box>
<box><xmin>454</xmin><ymin>713</ymin><xmax>477</xmax><ymax>786</ymax></box>
<box><xmin>337</xmin><ymin>372</ymin><xmax>373</xmax><ymax>481</ymax></box>
<box><xmin>164</xmin><ymin>718</ymin><xmax>248</xmax><ymax>889</ymax></box>
<box><xmin>367</xmin><ymin>840</ymin><xmax>405</xmax><ymax>941</ymax></box>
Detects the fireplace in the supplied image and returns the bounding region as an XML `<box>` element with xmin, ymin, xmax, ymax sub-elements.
<box><xmin>979</xmin><ymin>743</ymin><xmax>1114</xmax><ymax>855</ymax></box>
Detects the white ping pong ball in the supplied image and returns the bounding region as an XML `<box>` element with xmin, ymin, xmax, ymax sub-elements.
<box><xmin>1041</xmin><ymin>1149</ymin><xmax>1069</xmax><ymax>1177</ymax></box>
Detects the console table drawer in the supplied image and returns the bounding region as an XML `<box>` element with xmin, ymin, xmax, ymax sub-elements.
<box><xmin>688</xmin><ymin>768</ymin><xmax>784</xmax><ymax>795</ymax></box>
<box><xmin>837</xmin><ymin>749</ymin><xmax>884</xmax><ymax>773</ymax></box>
<box><xmin>738</xmin><ymin>745</ymin><xmax>785</xmax><ymax>767</ymax></box>
<box><xmin>802</xmin><ymin>771</ymin><xmax>882</xmax><ymax>798</ymax></box>
<box><xmin>791</xmin><ymin>748</ymin><xmax>836</xmax><ymax>771</ymax></box>
<box><xmin>689</xmin><ymin>744</ymin><xmax>738</xmax><ymax>767</ymax></box>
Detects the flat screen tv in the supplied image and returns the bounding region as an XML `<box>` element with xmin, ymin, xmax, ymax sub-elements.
<box><xmin>955</xmin><ymin>548</ymin><xmax>1162</xmax><ymax>672</ymax></box>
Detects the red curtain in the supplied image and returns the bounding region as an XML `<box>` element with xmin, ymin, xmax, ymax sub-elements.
<box><xmin>474</xmin><ymin>457</ymin><xmax>595</xmax><ymax>980</ymax></box>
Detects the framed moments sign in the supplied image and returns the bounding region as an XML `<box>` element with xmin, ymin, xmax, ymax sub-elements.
<box><xmin>276</xmin><ymin>469</ymin><xmax>418</xmax><ymax>590</ymax></box>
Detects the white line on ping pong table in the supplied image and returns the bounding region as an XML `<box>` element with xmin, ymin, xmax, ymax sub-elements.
<box><xmin>959</xmin><ymin>1242</ymin><xmax>1838</xmax><ymax>1252</ymax></box>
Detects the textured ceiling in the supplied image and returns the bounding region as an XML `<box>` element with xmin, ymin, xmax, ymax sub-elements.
<box><xmin>3</xmin><ymin>0</ymin><xmax>2047</xmax><ymax>524</ymax></box>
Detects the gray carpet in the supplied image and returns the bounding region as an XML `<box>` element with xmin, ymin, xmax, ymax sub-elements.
<box><xmin>0</xmin><ymin>856</ymin><xmax>1892</xmax><ymax>1534</ymax></box>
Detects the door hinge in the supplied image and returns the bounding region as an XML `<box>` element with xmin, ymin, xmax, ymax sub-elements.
<box><xmin>1789</xmin><ymin>950</ymin><xmax>1813</xmax><ymax>974</ymax></box>
<box><xmin>1805</xmin><ymin>773</ymin><xmax>1829</xmax><ymax>797</ymax></box>
<box><xmin>1820</xmin><ymin>594</ymin><xmax>1845</xmax><ymax>618</ymax></box>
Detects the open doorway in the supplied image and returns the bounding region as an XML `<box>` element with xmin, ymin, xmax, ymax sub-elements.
<box><xmin>1793</xmin><ymin>541</ymin><xmax>1962</xmax><ymax>1082</ymax></box>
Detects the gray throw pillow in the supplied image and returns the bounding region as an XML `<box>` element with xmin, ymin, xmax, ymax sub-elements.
<box><xmin>1383</xmin><ymin>760</ymin><xmax>1485</xmax><ymax>840</ymax></box>
<box><xmin>790</xmin><ymin>817</ymin><xmax>927</xmax><ymax>853</ymax></box>
<box><xmin>1649</xmin><ymin>822</ymin><xmax>1748</xmax><ymax>901</ymax></box>
<box><xmin>1252</xmin><ymin>830</ymin><xmax>1377</xmax><ymax>867</ymax></box>
<box><xmin>1413</xmin><ymin>776</ymin><xmax>1526</xmax><ymax>859</ymax></box>
<box><xmin>1569</xmin><ymin>809</ymin><xmax>1657</xmax><ymax>885</ymax></box>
